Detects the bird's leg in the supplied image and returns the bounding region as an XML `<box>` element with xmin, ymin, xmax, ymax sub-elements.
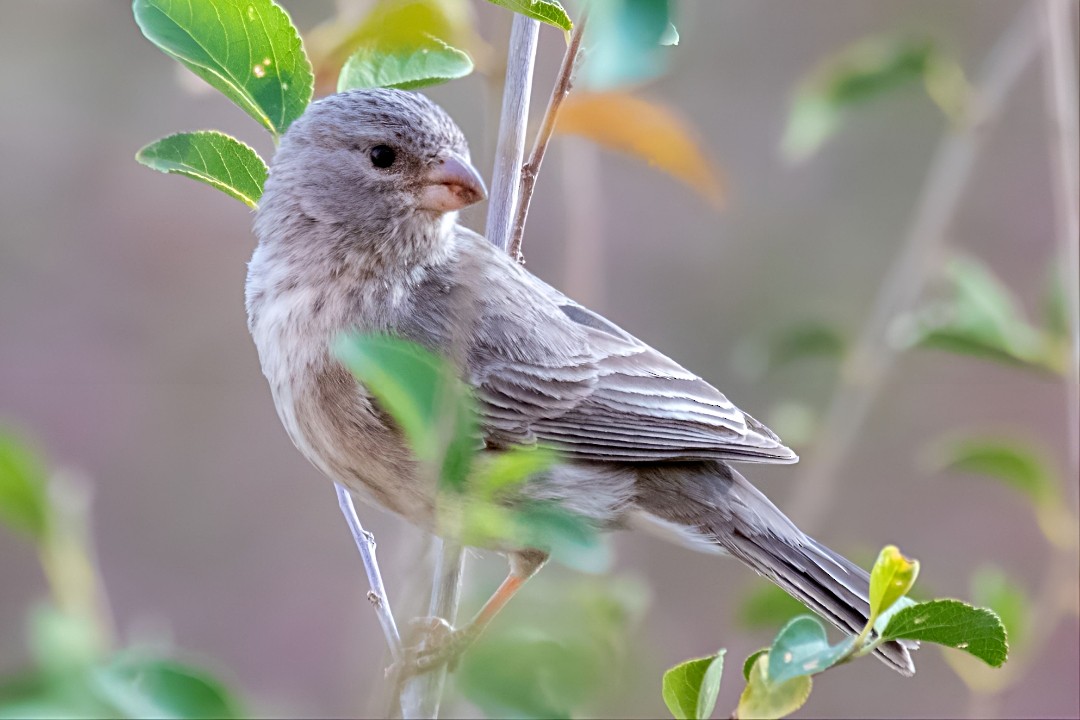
<box><xmin>395</xmin><ymin>550</ymin><xmax>548</xmax><ymax>677</ymax></box>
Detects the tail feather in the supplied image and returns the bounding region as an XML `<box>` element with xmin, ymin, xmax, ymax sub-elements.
<box><xmin>633</xmin><ymin>461</ymin><xmax>916</xmax><ymax>675</ymax></box>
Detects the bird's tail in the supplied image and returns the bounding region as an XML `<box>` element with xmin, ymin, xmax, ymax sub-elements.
<box><xmin>635</xmin><ymin>462</ymin><xmax>916</xmax><ymax>675</ymax></box>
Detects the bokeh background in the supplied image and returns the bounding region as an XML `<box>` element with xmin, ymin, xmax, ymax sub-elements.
<box><xmin>1</xmin><ymin>1</ymin><xmax>1077</xmax><ymax>717</ymax></box>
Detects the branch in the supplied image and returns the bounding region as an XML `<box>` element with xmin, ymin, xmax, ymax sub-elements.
<box><xmin>334</xmin><ymin>483</ymin><xmax>403</xmax><ymax>664</ymax></box>
<box><xmin>1040</xmin><ymin>0</ymin><xmax>1080</xmax><ymax>504</ymax></box>
<box><xmin>787</xmin><ymin>5</ymin><xmax>1042</xmax><ymax>531</ymax></box>
<box><xmin>485</xmin><ymin>15</ymin><xmax>541</xmax><ymax>253</ymax></box>
<box><xmin>508</xmin><ymin>13</ymin><xmax>590</xmax><ymax>262</ymax></box>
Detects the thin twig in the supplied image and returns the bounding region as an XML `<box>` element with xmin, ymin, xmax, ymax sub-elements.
<box><xmin>485</xmin><ymin>15</ymin><xmax>541</xmax><ymax>253</ymax></box>
<box><xmin>334</xmin><ymin>483</ymin><xmax>404</xmax><ymax>663</ymax></box>
<box><xmin>788</xmin><ymin>5</ymin><xmax>1042</xmax><ymax>531</ymax></box>
<box><xmin>1040</xmin><ymin>0</ymin><xmax>1080</xmax><ymax>505</ymax></box>
<box><xmin>508</xmin><ymin>12</ymin><xmax>590</xmax><ymax>262</ymax></box>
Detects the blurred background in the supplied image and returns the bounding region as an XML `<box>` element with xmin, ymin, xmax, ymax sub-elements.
<box><xmin>1</xmin><ymin>1</ymin><xmax>1077</xmax><ymax>717</ymax></box>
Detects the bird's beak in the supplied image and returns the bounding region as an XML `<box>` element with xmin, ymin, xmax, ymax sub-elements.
<box><xmin>418</xmin><ymin>153</ymin><xmax>487</xmax><ymax>213</ymax></box>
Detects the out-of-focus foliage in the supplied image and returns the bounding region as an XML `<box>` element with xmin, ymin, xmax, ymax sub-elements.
<box><xmin>457</xmin><ymin>574</ymin><xmax>648</xmax><ymax>718</ymax></box>
<box><xmin>898</xmin><ymin>255</ymin><xmax>1066</xmax><ymax>374</ymax></box>
<box><xmin>0</xmin><ymin>431</ymin><xmax>48</xmax><ymax>540</ymax></box>
<box><xmin>136</xmin><ymin>132</ymin><xmax>268</xmax><ymax>209</ymax></box>
<box><xmin>0</xmin><ymin>433</ymin><xmax>245</xmax><ymax>720</ymax></box>
<box><xmin>556</xmin><ymin>92</ymin><xmax>725</xmax><ymax>208</ymax></box>
<box><xmin>132</xmin><ymin>0</ymin><xmax>313</xmax><ymax>138</ymax></box>
<box><xmin>583</xmin><ymin>0</ymin><xmax>677</xmax><ymax>90</ymax></box>
<box><xmin>661</xmin><ymin>650</ymin><xmax>723</xmax><ymax>720</ymax></box>
<box><xmin>782</xmin><ymin>35</ymin><xmax>971</xmax><ymax>162</ymax></box>
<box><xmin>737</xmin><ymin>583</ymin><xmax>806</xmax><ymax>631</ymax></box>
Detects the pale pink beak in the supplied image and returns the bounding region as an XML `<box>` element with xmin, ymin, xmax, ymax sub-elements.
<box><xmin>418</xmin><ymin>153</ymin><xmax>487</xmax><ymax>213</ymax></box>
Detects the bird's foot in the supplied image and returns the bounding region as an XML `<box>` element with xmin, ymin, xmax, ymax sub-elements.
<box><xmin>389</xmin><ymin>616</ymin><xmax>477</xmax><ymax>680</ymax></box>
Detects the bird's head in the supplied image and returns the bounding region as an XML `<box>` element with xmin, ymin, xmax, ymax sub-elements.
<box><xmin>259</xmin><ymin>89</ymin><xmax>486</xmax><ymax>250</ymax></box>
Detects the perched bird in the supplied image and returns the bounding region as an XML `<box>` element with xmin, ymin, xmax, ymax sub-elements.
<box><xmin>246</xmin><ymin>88</ymin><xmax>914</xmax><ymax>674</ymax></box>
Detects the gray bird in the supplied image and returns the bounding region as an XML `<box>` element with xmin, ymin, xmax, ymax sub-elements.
<box><xmin>246</xmin><ymin>88</ymin><xmax>914</xmax><ymax>675</ymax></box>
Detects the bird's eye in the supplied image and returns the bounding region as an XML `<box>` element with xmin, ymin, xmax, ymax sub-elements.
<box><xmin>369</xmin><ymin>145</ymin><xmax>396</xmax><ymax>169</ymax></box>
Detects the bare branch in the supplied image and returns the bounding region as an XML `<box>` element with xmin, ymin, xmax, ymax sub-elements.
<box><xmin>508</xmin><ymin>13</ymin><xmax>590</xmax><ymax>262</ymax></box>
<box><xmin>788</xmin><ymin>5</ymin><xmax>1042</xmax><ymax>531</ymax></box>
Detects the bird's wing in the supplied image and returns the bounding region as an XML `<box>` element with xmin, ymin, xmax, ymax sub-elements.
<box><xmin>467</xmin><ymin>253</ymin><xmax>796</xmax><ymax>464</ymax></box>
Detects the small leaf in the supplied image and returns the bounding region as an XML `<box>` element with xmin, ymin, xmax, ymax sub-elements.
<box><xmin>934</xmin><ymin>436</ymin><xmax>1058</xmax><ymax>506</ymax></box>
<box><xmin>331</xmin><ymin>0</ymin><xmax>475</xmax><ymax>93</ymax></box>
<box><xmin>338</xmin><ymin>35</ymin><xmax>472</xmax><ymax>91</ymax></box>
<box><xmin>742</xmin><ymin>649</ymin><xmax>768</xmax><ymax>681</ymax></box>
<box><xmin>737</xmin><ymin>583</ymin><xmax>806</xmax><ymax>631</ymax></box>
<box><xmin>133</xmin><ymin>0</ymin><xmax>313</xmax><ymax>137</ymax></box>
<box><xmin>556</xmin><ymin>92</ymin><xmax>725</xmax><ymax>208</ymax></box>
<box><xmin>0</xmin><ymin>431</ymin><xmax>49</xmax><ymax>541</ymax></box>
<box><xmin>662</xmin><ymin>650</ymin><xmax>724</xmax><ymax>720</ymax></box>
<box><xmin>485</xmin><ymin>0</ymin><xmax>572</xmax><ymax>31</ymax></box>
<box><xmin>869</xmin><ymin>545</ymin><xmax>920</xmax><ymax>621</ymax></box>
<box><xmin>782</xmin><ymin>35</ymin><xmax>969</xmax><ymax>161</ymax></box>
<box><xmin>767</xmin><ymin>616</ymin><xmax>853</xmax><ymax>684</ymax></box>
<box><xmin>136</xmin><ymin>132</ymin><xmax>268</xmax><ymax>209</ymax></box>
<box><xmin>736</xmin><ymin>653</ymin><xmax>812</xmax><ymax>720</ymax></box>
<box><xmin>334</xmin><ymin>333</ymin><xmax>476</xmax><ymax>491</ymax></box>
<box><xmin>91</xmin><ymin>654</ymin><xmax>243</xmax><ymax>719</ymax></box>
<box><xmin>584</xmin><ymin>0</ymin><xmax>674</xmax><ymax>90</ymax></box>
<box><xmin>515</xmin><ymin>501</ymin><xmax>608</xmax><ymax>572</ymax></box>
<box><xmin>880</xmin><ymin>599</ymin><xmax>1008</xmax><ymax>667</ymax></box>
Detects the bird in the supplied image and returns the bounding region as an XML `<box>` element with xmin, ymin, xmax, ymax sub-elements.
<box><xmin>245</xmin><ymin>88</ymin><xmax>915</xmax><ymax>675</ymax></box>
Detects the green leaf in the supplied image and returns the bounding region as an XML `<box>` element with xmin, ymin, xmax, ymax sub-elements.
<box><xmin>880</xmin><ymin>599</ymin><xmax>1008</xmax><ymax>667</ymax></box>
<box><xmin>869</xmin><ymin>545</ymin><xmax>919</xmax><ymax>621</ymax></box>
<box><xmin>0</xmin><ymin>431</ymin><xmax>49</xmax><ymax>541</ymax></box>
<box><xmin>90</xmin><ymin>655</ymin><xmax>242</xmax><ymax>719</ymax></box>
<box><xmin>736</xmin><ymin>653</ymin><xmax>812</xmax><ymax>720</ymax></box>
<box><xmin>133</xmin><ymin>0</ymin><xmax>313</xmax><ymax>137</ymax></box>
<box><xmin>333</xmin><ymin>333</ymin><xmax>476</xmax><ymax>491</ymax></box>
<box><xmin>934</xmin><ymin>436</ymin><xmax>1057</xmax><ymax>506</ymax></box>
<box><xmin>28</xmin><ymin>605</ymin><xmax>101</xmax><ymax>673</ymax></box>
<box><xmin>472</xmin><ymin>446</ymin><xmax>558</xmax><ymax>499</ymax></box>
<box><xmin>338</xmin><ymin>35</ymin><xmax>472</xmax><ymax>91</ymax></box>
<box><xmin>515</xmin><ymin>501</ymin><xmax>608</xmax><ymax>573</ymax></box>
<box><xmin>971</xmin><ymin>567</ymin><xmax>1029</xmax><ymax>650</ymax></box>
<box><xmin>782</xmin><ymin>35</ymin><xmax>970</xmax><ymax>161</ymax></box>
<box><xmin>901</xmin><ymin>255</ymin><xmax>1056</xmax><ymax>373</ymax></box>
<box><xmin>584</xmin><ymin>0</ymin><xmax>673</xmax><ymax>90</ymax></box>
<box><xmin>136</xmin><ymin>132</ymin><xmax>268</xmax><ymax>209</ymax></box>
<box><xmin>484</xmin><ymin>0</ymin><xmax>572</xmax><ymax>31</ymax></box>
<box><xmin>662</xmin><ymin>650</ymin><xmax>724</xmax><ymax>720</ymax></box>
<box><xmin>767</xmin><ymin>616</ymin><xmax>853</xmax><ymax>684</ymax></box>
<box><xmin>742</xmin><ymin>649</ymin><xmax>768</xmax><ymax>681</ymax></box>
<box><xmin>737</xmin><ymin>583</ymin><xmax>806</xmax><ymax>631</ymax></box>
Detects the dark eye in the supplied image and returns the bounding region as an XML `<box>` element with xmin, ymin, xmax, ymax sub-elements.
<box><xmin>369</xmin><ymin>145</ymin><xmax>396</xmax><ymax>169</ymax></box>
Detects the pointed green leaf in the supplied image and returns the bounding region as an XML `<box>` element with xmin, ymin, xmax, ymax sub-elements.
<box><xmin>91</xmin><ymin>654</ymin><xmax>243</xmax><ymax>719</ymax></box>
<box><xmin>333</xmin><ymin>333</ymin><xmax>476</xmax><ymax>490</ymax></box>
<box><xmin>133</xmin><ymin>0</ymin><xmax>313</xmax><ymax>137</ymax></box>
<box><xmin>485</xmin><ymin>0</ymin><xmax>572</xmax><ymax>31</ymax></box>
<box><xmin>880</xmin><ymin>599</ymin><xmax>1008</xmax><ymax>667</ymax></box>
<box><xmin>869</xmin><ymin>545</ymin><xmax>920</xmax><ymax>620</ymax></box>
<box><xmin>662</xmin><ymin>650</ymin><xmax>725</xmax><ymax>720</ymax></box>
<box><xmin>473</xmin><ymin>446</ymin><xmax>558</xmax><ymax>498</ymax></box>
<box><xmin>742</xmin><ymin>649</ymin><xmax>768</xmax><ymax>681</ymax></box>
<box><xmin>0</xmin><ymin>431</ymin><xmax>49</xmax><ymax>541</ymax></box>
<box><xmin>136</xmin><ymin>131</ymin><xmax>268</xmax><ymax>209</ymax></box>
<box><xmin>767</xmin><ymin>616</ymin><xmax>853</xmax><ymax>684</ymax></box>
<box><xmin>338</xmin><ymin>35</ymin><xmax>472</xmax><ymax>91</ymax></box>
<box><xmin>736</xmin><ymin>653</ymin><xmax>812</xmax><ymax>720</ymax></box>
<box><xmin>935</xmin><ymin>436</ymin><xmax>1057</xmax><ymax>506</ymax></box>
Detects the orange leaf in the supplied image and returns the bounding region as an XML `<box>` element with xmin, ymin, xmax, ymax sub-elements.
<box><xmin>554</xmin><ymin>92</ymin><xmax>725</xmax><ymax>209</ymax></box>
